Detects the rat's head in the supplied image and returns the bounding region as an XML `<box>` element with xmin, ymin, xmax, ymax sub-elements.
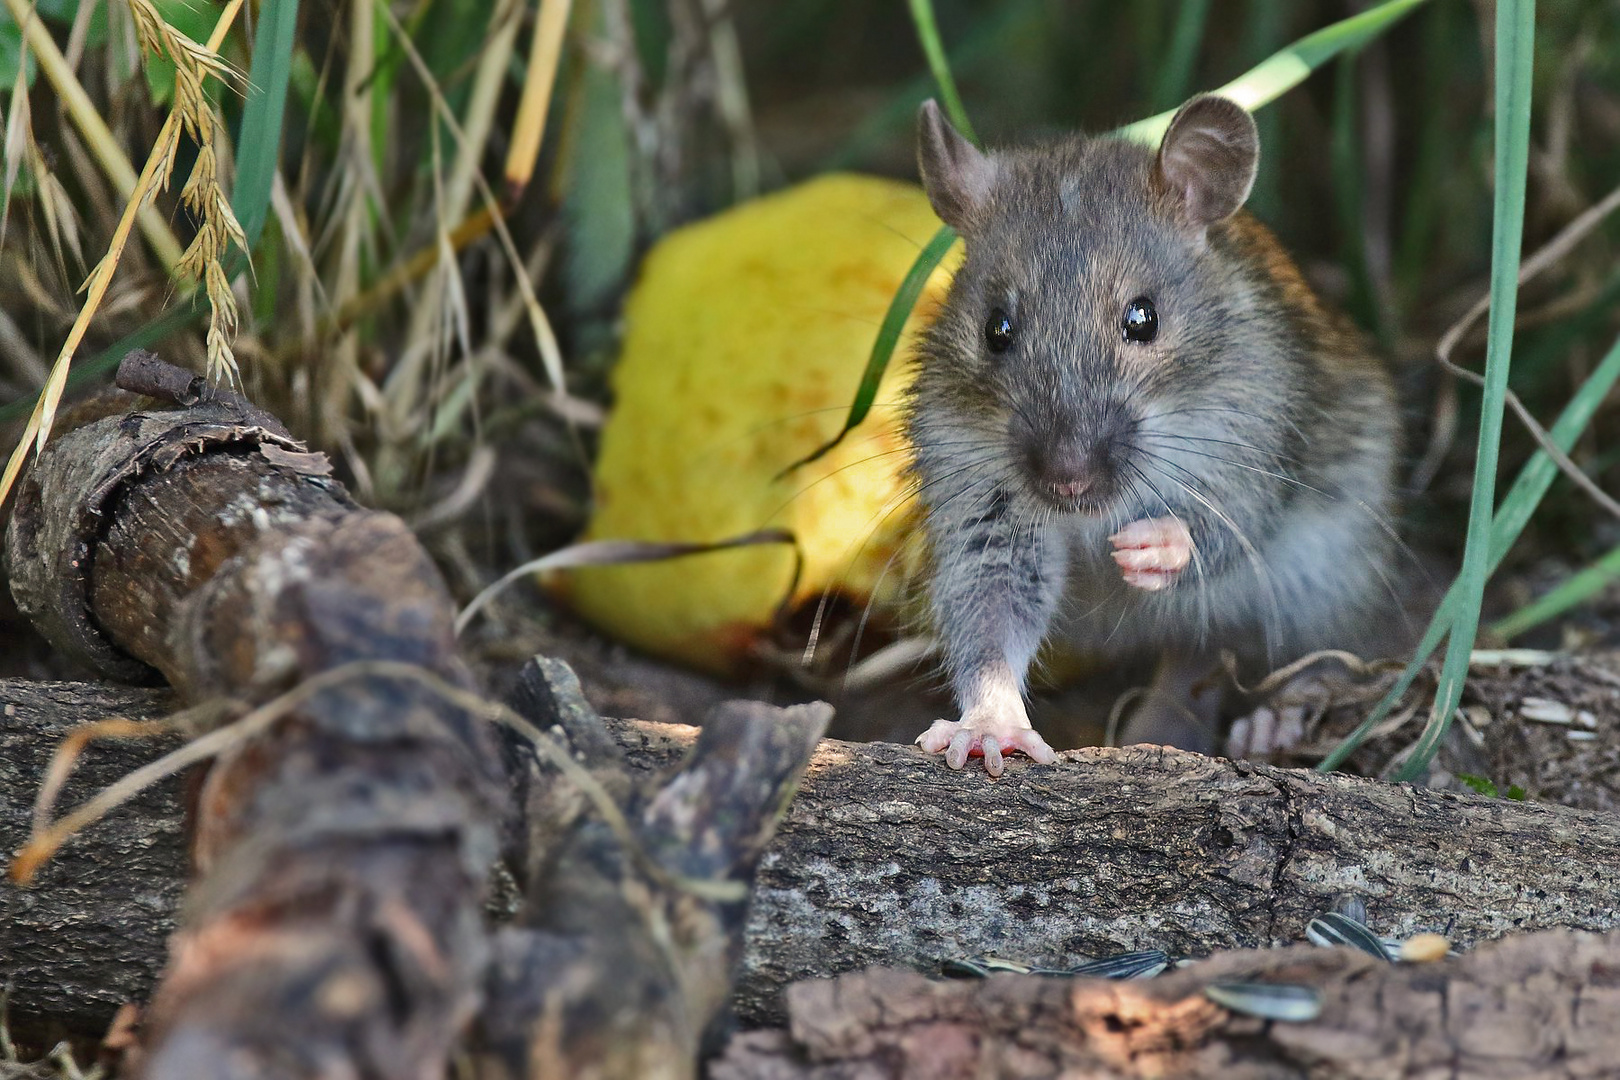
<box><xmin>911</xmin><ymin>96</ymin><xmax>1283</xmax><ymax>518</ymax></box>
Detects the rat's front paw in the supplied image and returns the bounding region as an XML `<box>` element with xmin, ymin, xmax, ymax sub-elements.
<box><xmin>1110</xmin><ymin>516</ymin><xmax>1192</xmax><ymax>591</ymax></box>
<box><xmin>916</xmin><ymin>715</ymin><xmax>1058</xmax><ymax>776</ymax></box>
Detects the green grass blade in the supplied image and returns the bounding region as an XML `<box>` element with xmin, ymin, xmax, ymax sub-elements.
<box><xmin>1152</xmin><ymin>0</ymin><xmax>1212</xmax><ymax>112</ymax></box>
<box><xmin>780</xmin><ymin>224</ymin><xmax>956</xmax><ymax>473</ymax></box>
<box><xmin>1392</xmin><ymin>0</ymin><xmax>1466</xmax><ymax>314</ymax></box>
<box><xmin>821</xmin><ymin>0</ymin><xmax>1035</xmax><ymax>172</ymax></box>
<box><xmin>234</xmin><ymin>0</ymin><xmax>301</xmax><ymax>253</ymax></box>
<box><xmin>906</xmin><ymin>0</ymin><xmax>976</xmax><ymax>143</ymax></box>
<box><xmin>1118</xmin><ymin>0</ymin><xmax>1429</xmax><ymax>145</ymax></box>
<box><xmin>1318</xmin><ymin>327</ymin><xmax>1620</xmax><ymax>771</ymax></box>
<box><xmin>798</xmin><ymin>0</ymin><xmax>1430</xmax><ymax>474</ymax></box>
<box><xmin>1241</xmin><ymin>0</ymin><xmax>1287</xmax><ymax>219</ymax></box>
<box><xmin>1393</xmin><ymin>0</ymin><xmax>1535</xmax><ymax>783</ymax></box>
<box><xmin>1491</xmin><ymin>543</ymin><xmax>1620</xmax><ymax>641</ymax></box>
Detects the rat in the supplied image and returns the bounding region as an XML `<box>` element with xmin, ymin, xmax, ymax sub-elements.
<box><xmin>904</xmin><ymin>95</ymin><xmax>1401</xmax><ymax>775</ymax></box>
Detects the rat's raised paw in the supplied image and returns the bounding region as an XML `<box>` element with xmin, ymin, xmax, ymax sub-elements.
<box><xmin>1110</xmin><ymin>516</ymin><xmax>1193</xmax><ymax>591</ymax></box>
<box><xmin>916</xmin><ymin>713</ymin><xmax>1058</xmax><ymax>776</ymax></box>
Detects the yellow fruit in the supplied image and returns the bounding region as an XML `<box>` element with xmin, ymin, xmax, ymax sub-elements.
<box><xmin>558</xmin><ymin>174</ymin><xmax>960</xmax><ymax>676</ymax></box>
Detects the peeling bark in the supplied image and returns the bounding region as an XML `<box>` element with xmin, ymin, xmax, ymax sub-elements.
<box><xmin>713</xmin><ymin>930</ymin><xmax>1620</xmax><ymax>1079</ymax></box>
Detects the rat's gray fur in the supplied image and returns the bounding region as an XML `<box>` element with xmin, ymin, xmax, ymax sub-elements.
<box><xmin>906</xmin><ymin>97</ymin><xmax>1400</xmax><ymax>755</ymax></box>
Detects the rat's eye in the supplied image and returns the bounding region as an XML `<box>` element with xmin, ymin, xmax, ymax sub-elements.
<box><xmin>1122</xmin><ymin>297</ymin><xmax>1158</xmax><ymax>343</ymax></box>
<box><xmin>984</xmin><ymin>308</ymin><xmax>1015</xmax><ymax>353</ymax></box>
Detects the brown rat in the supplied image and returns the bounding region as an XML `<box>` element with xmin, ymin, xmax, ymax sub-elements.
<box><xmin>905</xmin><ymin>95</ymin><xmax>1401</xmax><ymax>774</ymax></box>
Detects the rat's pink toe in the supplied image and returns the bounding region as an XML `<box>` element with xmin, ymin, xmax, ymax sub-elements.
<box><xmin>1110</xmin><ymin>516</ymin><xmax>1192</xmax><ymax>589</ymax></box>
<box><xmin>914</xmin><ymin>716</ymin><xmax>1057</xmax><ymax>774</ymax></box>
<box><xmin>981</xmin><ymin>737</ymin><xmax>1005</xmax><ymax>776</ymax></box>
<box><xmin>1007</xmin><ymin>729</ymin><xmax>1059</xmax><ymax>764</ymax></box>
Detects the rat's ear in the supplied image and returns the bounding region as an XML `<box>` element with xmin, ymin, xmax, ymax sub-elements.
<box><xmin>1154</xmin><ymin>95</ymin><xmax>1259</xmax><ymax>231</ymax></box>
<box><xmin>917</xmin><ymin>99</ymin><xmax>996</xmax><ymax>231</ymax></box>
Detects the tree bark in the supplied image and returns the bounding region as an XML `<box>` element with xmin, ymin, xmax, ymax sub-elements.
<box><xmin>1</xmin><ymin>355</ymin><xmax>826</xmax><ymax>1079</ymax></box>
<box><xmin>713</xmin><ymin>929</ymin><xmax>1620</xmax><ymax>1079</ymax></box>
<box><xmin>8</xmin><ymin>679</ymin><xmax>1620</xmax><ymax>1040</ymax></box>
<box><xmin>0</xmin><ymin>680</ymin><xmax>181</xmax><ymax>1042</ymax></box>
<box><xmin>4</xmin><ymin>359</ymin><xmax>508</xmax><ymax>1079</ymax></box>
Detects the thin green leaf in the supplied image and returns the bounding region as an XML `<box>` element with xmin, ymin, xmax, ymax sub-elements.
<box><xmin>1318</xmin><ymin>328</ymin><xmax>1620</xmax><ymax>771</ymax></box>
<box><xmin>1393</xmin><ymin>0</ymin><xmax>1535</xmax><ymax>783</ymax></box>
<box><xmin>563</xmin><ymin>17</ymin><xmax>635</xmax><ymax>313</ymax></box>
<box><xmin>234</xmin><ymin>0</ymin><xmax>299</xmax><ymax>253</ymax></box>
<box><xmin>1490</xmin><ymin>542</ymin><xmax>1620</xmax><ymax>641</ymax></box>
<box><xmin>1152</xmin><ymin>0</ymin><xmax>1212</xmax><ymax>112</ymax></box>
<box><xmin>0</xmin><ymin>11</ymin><xmax>32</xmax><ymax>90</ymax></box>
<box><xmin>1117</xmin><ymin>0</ymin><xmax>1430</xmax><ymax>145</ymax></box>
<box><xmin>1241</xmin><ymin>0</ymin><xmax>1287</xmax><ymax>218</ymax></box>
<box><xmin>780</xmin><ymin>224</ymin><xmax>956</xmax><ymax>474</ymax></box>
<box><xmin>906</xmin><ymin>0</ymin><xmax>976</xmax><ymax>144</ymax></box>
<box><xmin>798</xmin><ymin>0</ymin><xmax>1432</xmax><ymax>473</ymax></box>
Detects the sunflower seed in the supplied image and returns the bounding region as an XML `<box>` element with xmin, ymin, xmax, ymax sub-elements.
<box><xmin>1204</xmin><ymin>982</ymin><xmax>1323</xmax><ymax>1022</ymax></box>
<box><xmin>940</xmin><ymin>955</ymin><xmax>1035</xmax><ymax>978</ymax></box>
<box><xmin>1305</xmin><ymin>911</ymin><xmax>1392</xmax><ymax>962</ymax></box>
<box><xmin>1520</xmin><ymin>698</ymin><xmax>1574</xmax><ymax>725</ymax></box>
<box><xmin>1332</xmin><ymin>894</ymin><xmax>1368</xmax><ymax>924</ymax></box>
<box><xmin>1067</xmin><ymin>950</ymin><xmax>1170</xmax><ymax>980</ymax></box>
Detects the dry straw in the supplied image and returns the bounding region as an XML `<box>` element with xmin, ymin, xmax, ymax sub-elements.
<box><xmin>0</xmin><ymin>0</ymin><xmax>248</xmax><ymax>512</ymax></box>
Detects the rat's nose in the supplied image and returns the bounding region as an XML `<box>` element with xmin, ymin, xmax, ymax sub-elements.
<box><xmin>1031</xmin><ymin>441</ymin><xmax>1102</xmax><ymax>503</ymax></box>
<box><xmin>1049</xmin><ymin>474</ymin><xmax>1093</xmax><ymax>499</ymax></box>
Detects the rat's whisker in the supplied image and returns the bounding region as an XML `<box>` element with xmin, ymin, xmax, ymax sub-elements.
<box><xmin>1121</xmin><ymin>460</ymin><xmax>1212</xmax><ymax>650</ymax></box>
<box><xmin>1144</xmin><ymin>405</ymin><xmax>1309</xmax><ymax>446</ymax></box>
<box><xmin>1144</xmin><ymin>459</ymin><xmax>1285</xmax><ymax>667</ymax></box>
<box><xmin>1137</xmin><ymin>441</ymin><xmax>1323</xmax><ymax>496</ymax></box>
<box><xmin>1137</xmin><ymin>431</ymin><xmax>1305</xmax><ymax>467</ymax></box>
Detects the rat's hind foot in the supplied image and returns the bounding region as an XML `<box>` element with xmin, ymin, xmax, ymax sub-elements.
<box><xmin>1110</xmin><ymin>516</ymin><xmax>1193</xmax><ymax>590</ymax></box>
<box><xmin>1225</xmin><ymin>704</ymin><xmax>1308</xmax><ymax>760</ymax></box>
<box><xmin>916</xmin><ymin>715</ymin><xmax>1058</xmax><ymax>777</ymax></box>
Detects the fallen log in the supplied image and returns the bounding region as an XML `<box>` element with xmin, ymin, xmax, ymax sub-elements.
<box><xmin>7</xmin><ymin>676</ymin><xmax>1620</xmax><ymax>1040</ymax></box>
<box><xmin>713</xmin><ymin>929</ymin><xmax>1620</xmax><ymax>1079</ymax></box>
<box><xmin>4</xmin><ymin>356</ymin><xmax>507</xmax><ymax>1078</ymax></box>
<box><xmin>1</xmin><ymin>355</ymin><xmax>827</xmax><ymax>1078</ymax></box>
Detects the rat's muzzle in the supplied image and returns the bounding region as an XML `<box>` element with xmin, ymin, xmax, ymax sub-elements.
<box><xmin>1010</xmin><ymin>392</ymin><xmax>1134</xmax><ymax>514</ymax></box>
<box><xmin>1020</xmin><ymin>435</ymin><xmax>1120</xmax><ymax>513</ymax></box>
